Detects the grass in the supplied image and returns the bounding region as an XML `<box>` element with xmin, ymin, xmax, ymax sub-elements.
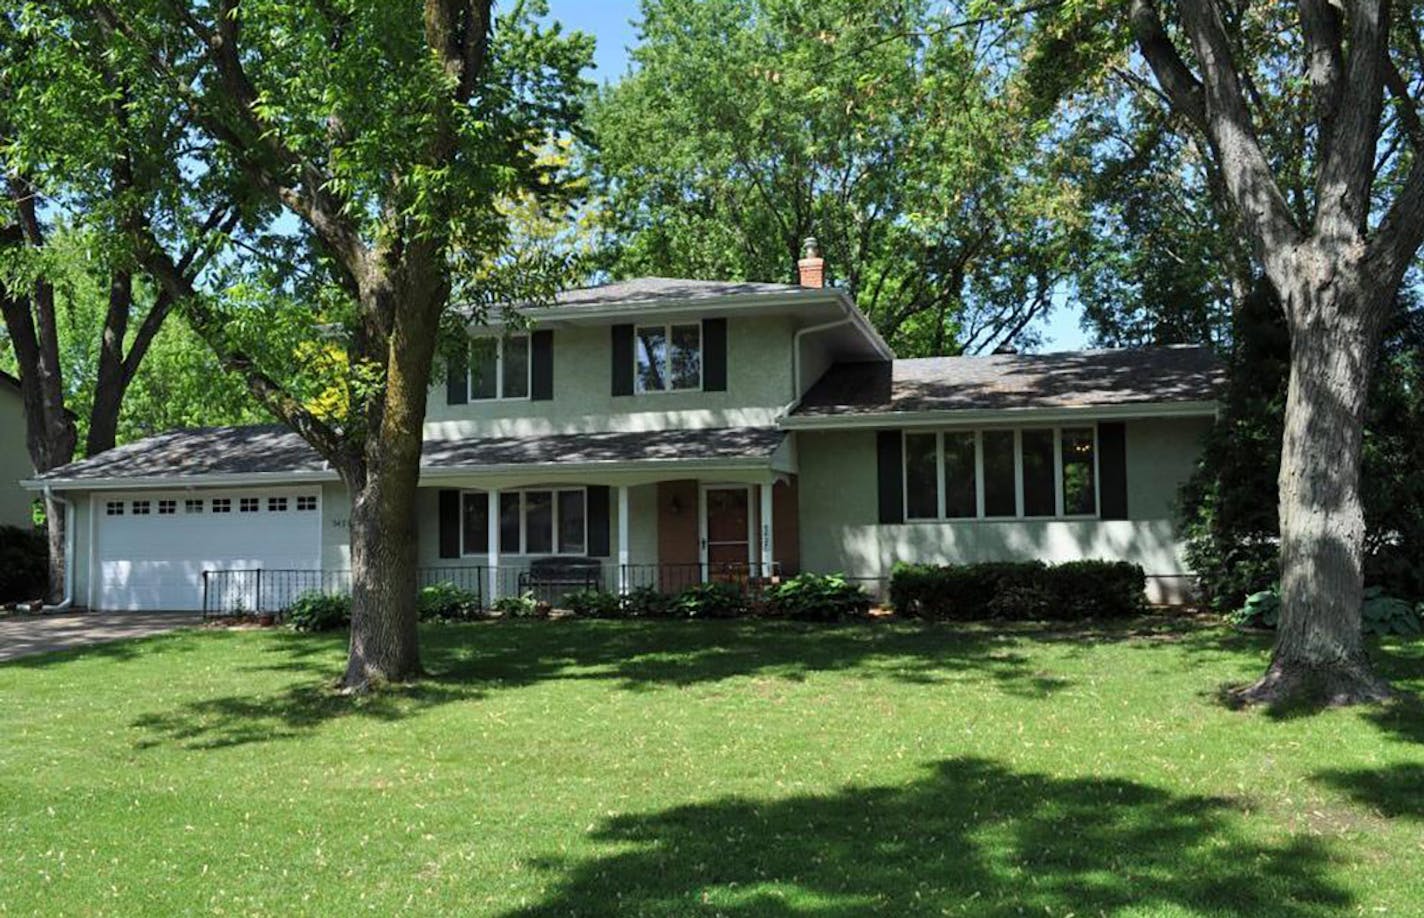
<box><xmin>2</xmin><ymin>617</ymin><xmax>1423</xmax><ymax>916</ymax></box>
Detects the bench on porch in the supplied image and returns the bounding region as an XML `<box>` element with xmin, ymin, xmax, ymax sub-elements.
<box><xmin>518</xmin><ymin>557</ymin><xmax>605</xmax><ymax>605</ymax></box>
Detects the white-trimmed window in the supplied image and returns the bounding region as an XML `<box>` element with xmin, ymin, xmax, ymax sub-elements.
<box><xmin>635</xmin><ymin>323</ymin><xmax>701</xmax><ymax>393</ymax></box>
<box><xmin>158</xmin><ymin>500</ymin><xmax>177</xmax><ymax>516</ymax></box>
<box><xmin>132</xmin><ymin>500</ymin><xmax>151</xmax><ymax>516</ymax></box>
<box><xmin>106</xmin><ymin>501</ymin><xmax>124</xmax><ymax>516</ymax></box>
<box><xmin>212</xmin><ymin>499</ymin><xmax>232</xmax><ymax>514</ymax></box>
<box><xmin>239</xmin><ymin>497</ymin><xmax>259</xmax><ymax>513</ymax></box>
<box><xmin>469</xmin><ymin>334</ymin><xmax>530</xmax><ymax>401</ymax></box>
<box><xmin>461</xmin><ymin>488</ymin><xmax>587</xmax><ymax>556</ymax></box>
<box><xmin>185</xmin><ymin>499</ymin><xmax>204</xmax><ymax>514</ymax></box>
<box><xmin>296</xmin><ymin>496</ymin><xmax>318</xmax><ymax>512</ymax></box>
<box><xmin>904</xmin><ymin>426</ymin><xmax>1099</xmax><ymax>521</ymax></box>
<box><xmin>268</xmin><ymin>497</ymin><xmax>288</xmax><ymax>513</ymax></box>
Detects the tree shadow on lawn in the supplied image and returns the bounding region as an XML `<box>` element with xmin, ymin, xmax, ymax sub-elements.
<box><xmin>506</xmin><ymin>756</ymin><xmax>1348</xmax><ymax>917</ymax></box>
<box><xmin>1313</xmin><ymin>762</ymin><xmax>1424</xmax><ymax>820</ymax></box>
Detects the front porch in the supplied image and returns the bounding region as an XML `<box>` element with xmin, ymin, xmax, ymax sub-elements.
<box><xmin>417</xmin><ymin>471</ymin><xmax>801</xmax><ymax>603</ymax></box>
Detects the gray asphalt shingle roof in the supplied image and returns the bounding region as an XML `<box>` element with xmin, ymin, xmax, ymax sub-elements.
<box><xmin>550</xmin><ymin>277</ymin><xmax>806</xmax><ymax>309</ymax></box>
<box><xmin>793</xmin><ymin>346</ymin><xmax>1224</xmax><ymax>417</ymax></box>
<box><xmin>35</xmin><ymin>425</ymin><xmax>787</xmax><ymax>483</ymax></box>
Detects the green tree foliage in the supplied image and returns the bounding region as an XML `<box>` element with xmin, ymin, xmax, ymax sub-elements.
<box><xmin>586</xmin><ymin>0</ymin><xmax>1093</xmax><ymax>356</ymax></box>
<box><xmin>0</xmin><ymin>229</ymin><xmax>268</xmax><ymax>446</ymax></box>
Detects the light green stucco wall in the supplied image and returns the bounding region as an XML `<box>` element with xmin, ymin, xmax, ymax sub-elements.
<box><xmin>795</xmin><ymin>417</ymin><xmax>1213</xmax><ymax>603</ymax></box>
<box><xmin>424</xmin><ymin>315</ymin><xmax>800</xmax><ymax>437</ymax></box>
<box><xmin>0</xmin><ymin>387</ymin><xmax>34</xmax><ymax>529</ymax></box>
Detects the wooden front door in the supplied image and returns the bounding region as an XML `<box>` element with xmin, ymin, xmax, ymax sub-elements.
<box><xmin>701</xmin><ymin>486</ymin><xmax>752</xmax><ymax>576</ymax></box>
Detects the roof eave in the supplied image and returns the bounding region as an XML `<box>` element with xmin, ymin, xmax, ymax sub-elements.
<box><xmin>780</xmin><ymin>400</ymin><xmax>1221</xmax><ymax>430</ymax></box>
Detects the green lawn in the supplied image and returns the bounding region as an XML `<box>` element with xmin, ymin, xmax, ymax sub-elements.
<box><xmin>2</xmin><ymin>618</ymin><xmax>1423</xmax><ymax>916</ymax></box>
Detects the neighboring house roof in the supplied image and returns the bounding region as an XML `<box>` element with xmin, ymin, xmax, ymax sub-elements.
<box><xmin>551</xmin><ymin>277</ymin><xmax>807</xmax><ymax>309</ymax></box>
<box><xmin>792</xmin><ymin>345</ymin><xmax>1223</xmax><ymax>420</ymax></box>
<box><xmin>30</xmin><ymin>424</ymin><xmax>788</xmax><ymax>486</ymax></box>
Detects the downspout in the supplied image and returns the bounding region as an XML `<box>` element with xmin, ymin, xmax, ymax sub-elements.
<box><xmin>40</xmin><ymin>485</ymin><xmax>74</xmax><ymax>611</ymax></box>
<box><xmin>784</xmin><ymin>308</ymin><xmax>856</xmax><ymax>417</ymax></box>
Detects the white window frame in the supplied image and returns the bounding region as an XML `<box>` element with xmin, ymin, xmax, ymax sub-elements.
<box><xmin>633</xmin><ymin>322</ymin><xmax>703</xmax><ymax>394</ymax></box>
<box><xmin>461</xmin><ymin>487</ymin><xmax>588</xmax><ymax>557</ymax></box>
<box><xmin>467</xmin><ymin>334</ymin><xmax>531</xmax><ymax>402</ymax></box>
<box><xmin>902</xmin><ymin>424</ymin><xmax>1102</xmax><ymax>522</ymax></box>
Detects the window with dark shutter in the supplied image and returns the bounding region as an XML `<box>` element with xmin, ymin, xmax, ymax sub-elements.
<box><xmin>611</xmin><ymin>325</ymin><xmax>634</xmax><ymax>396</ymax></box>
<box><xmin>702</xmin><ymin>318</ymin><xmax>727</xmax><ymax>391</ymax></box>
<box><xmin>1098</xmin><ymin>422</ymin><xmax>1129</xmax><ymax>520</ymax></box>
<box><xmin>531</xmin><ymin>330</ymin><xmax>554</xmax><ymax>400</ymax></box>
<box><xmin>446</xmin><ymin>338</ymin><xmax>469</xmax><ymax>405</ymax></box>
<box><xmin>587</xmin><ymin>485</ymin><xmax>611</xmax><ymax>556</ymax></box>
<box><xmin>438</xmin><ymin>490</ymin><xmax>461</xmax><ymax>558</ymax></box>
<box><xmin>877</xmin><ymin>431</ymin><xmax>904</xmax><ymax>524</ymax></box>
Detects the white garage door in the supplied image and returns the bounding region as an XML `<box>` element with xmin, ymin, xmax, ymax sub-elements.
<box><xmin>94</xmin><ymin>488</ymin><xmax>322</xmax><ymax>611</ymax></box>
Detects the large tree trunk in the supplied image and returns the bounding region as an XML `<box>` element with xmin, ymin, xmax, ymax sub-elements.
<box><xmin>338</xmin><ymin>268</ymin><xmax>444</xmax><ymax>691</ymax></box>
<box><xmin>1238</xmin><ymin>260</ymin><xmax>1394</xmax><ymax>705</ymax></box>
<box><xmin>341</xmin><ymin>464</ymin><xmax>424</xmax><ymax>689</ymax></box>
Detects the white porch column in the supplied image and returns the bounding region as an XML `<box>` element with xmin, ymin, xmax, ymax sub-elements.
<box><xmin>617</xmin><ymin>485</ymin><xmax>631</xmax><ymax>594</ymax></box>
<box><xmin>760</xmin><ymin>481</ymin><xmax>775</xmax><ymax>578</ymax></box>
<box><xmin>487</xmin><ymin>488</ymin><xmax>501</xmax><ymax>605</ymax></box>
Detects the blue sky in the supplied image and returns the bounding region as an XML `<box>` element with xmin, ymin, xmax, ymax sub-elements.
<box><xmin>544</xmin><ymin>2</ymin><xmax>1091</xmax><ymax>351</ymax></box>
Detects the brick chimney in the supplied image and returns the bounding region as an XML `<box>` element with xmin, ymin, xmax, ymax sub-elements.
<box><xmin>797</xmin><ymin>237</ymin><xmax>825</xmax><ymax>289</ymax></box>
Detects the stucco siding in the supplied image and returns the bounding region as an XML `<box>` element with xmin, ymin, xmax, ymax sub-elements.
<box><xmin>425</xmin><ymin>315</ymin><xmax>798</xmax><ymax>437</ymax></box>
<box><xmin>795</xmin><ymin>418</ymin><xmax>1212</xmax><ymax>603</ymax></box>
<box><xmin>0</xmin><ymin>389</ymin><xmax>34</xmax><ymax>529</ymax></box>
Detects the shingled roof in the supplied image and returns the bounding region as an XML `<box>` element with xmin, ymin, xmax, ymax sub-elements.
<box><xmin>793</xmin><ymin>345</ymin><xmax>1223</xmax><ymax>418</ymax></box>
<box><xmin>33</xmin><ymin>424</ymin><xmax>787</xmax><ymax>484</ymax></box>
<box><xmin>550</xmin><ymin>277</ymin><xmax>807</xmax><ymax>310</ymax></box>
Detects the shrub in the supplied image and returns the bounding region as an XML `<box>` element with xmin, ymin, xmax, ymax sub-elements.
<box><xmin>418</xmin><ymin>582</ymin><xmax>482</xmax><ymax>621</ymax></box>
<box><xmin>621</xmin><ymin>585</ymin><xmax>678</xmax><ymax>619</ymax></box>
<box><xmin>0</xmin><ymin>525</ymin><xmax>47</xmax><ymax>603</ymax></box>
<box><xmin>1226</xmin><ymin>587</ymin><xmax>1280</xmax><ymax>630</ymax></box>
<box><xmin>765</xmin><ymin>572</ymin><xmax>871</xmax><ymax>621</ymax></box>
<box><xmin>563</xmin><ymin>588</ymin><xmax>623</xmax><ymax>618</ymax></box>
<box><xmin>1362</xmin><ymin>589</ymin><xmax>1422</xmax><ymax>637</ymax></box>
<box><xmin>287</xmin><ymin>592</ymin><xmax>351</xmax><ymax>632</ymax></box>
<box><xmin>890</xmin><ymin>560</ymin><xmax>1146</xmax><ymax>621</ymax></box>
<box><xmin>491</xmin><ymin>592</ymin><xmax>545</xmax><ymax>618</ymax></box>
<box><xmin>1227</xmin><ymin>586</ymin><xmax>1422</xmax><ymax>637</ymax></box>
<box><xmin>674</xmin><ymin>581</ymin><xmax>748</xmax><ymax>619</ymax></box>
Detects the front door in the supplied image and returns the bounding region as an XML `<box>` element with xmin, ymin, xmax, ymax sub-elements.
<box><xmin>701</xmin><ymin>486</ymin><xmax>752</xmax><ymax>578</ymax></box>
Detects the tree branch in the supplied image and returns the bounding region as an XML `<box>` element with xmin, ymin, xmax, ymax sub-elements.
<box><xmin>1143</xmin><ymin>0</ymin><xmax>1301</xmax><ymax>270</ymax></box>
<box><xmin>1129</xmin><ymin>0</ymin><xmax>1207</xmax><ymax>130</ymax></box>
<box><xmin>1315</xmin><ymin>0</ymin><xmax>1390</xmax><ymax>237</ymax></box>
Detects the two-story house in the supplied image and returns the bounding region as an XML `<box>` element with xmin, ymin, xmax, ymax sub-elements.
<box><xmin>25</xmin><ymin>247</ymin><xmax>1222</xmax><ymax>612</ymax></box>
<box><xmin>1</xmin><ymin>371</ymin><xmax>36</xmax><ymax>530</ymax></box>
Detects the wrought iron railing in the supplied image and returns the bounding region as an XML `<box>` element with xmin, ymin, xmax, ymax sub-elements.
<box><xmin>202</xmin><ymin>562</ymin><xmax>785</xmax><ymax>617</ymax></box>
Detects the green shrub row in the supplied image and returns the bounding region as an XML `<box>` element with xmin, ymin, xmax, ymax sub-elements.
<box><xmin>889</xmin><ymin>560</ymin><xmax>1147</xmax><ymax>621</ymax></box>
<box><xmin>1229</xmin><ymin>586</ymin><xmax>1423</xmax><ymax>637</ymax></box>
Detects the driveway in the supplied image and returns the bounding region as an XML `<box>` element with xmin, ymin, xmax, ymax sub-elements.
<box><xmin>0</xmin><ymin>612</ymin><xmax>201</xmax><ymax>663</ymax></box>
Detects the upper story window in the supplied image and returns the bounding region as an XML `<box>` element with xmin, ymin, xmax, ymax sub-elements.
<box><xmin>905</xmin><ymin>427</ymin><xmax>1098</xmax><ymax>521</ymax></box>
<box><xmin>635</xmin><ymin>323</ymin><xmax>701</xmax><ymax>393</ymax></box>
<box><xmin>470</xmin><ymin>335</ymin><xmax>530</xmax><ymax>401</ymax></box>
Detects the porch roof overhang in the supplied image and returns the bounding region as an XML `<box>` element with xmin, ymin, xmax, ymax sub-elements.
<box><xmin>24</xmin><ymin>425</ymin><xmax>793</xmax><ymax>491</ymax></box>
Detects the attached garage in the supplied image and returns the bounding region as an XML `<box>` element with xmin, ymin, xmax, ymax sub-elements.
<box><xmin>92</xmin><ymin>487</ymin><xmax>323</xmax><ymax>611</ymax></box>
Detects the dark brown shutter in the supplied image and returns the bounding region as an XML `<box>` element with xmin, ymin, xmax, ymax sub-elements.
<box><xmin>446</xmin><ymin>338</ymin><xmax>469</xmax><ymax>405</ymax></box>
<box><xmin>531</xmin><ymin>329</ymin><xmax>554</xmax><ymax>401</ymax></box>
<box><xmin>877</xmin><ymin>431</ymin><xmax>904</xmax><ymax>524</ymax></box>
<box><xmin>611</xmin><ymin>325</ymin><xmax>634</xmax><ymax>396</ymax></box>
<box><xmin>702</xmin><ymin>317</ymin><xmax>727</xmax><ymax>391</ymax></box>
<box><xmin>1098</xmin><ymin>422</ymin><xmax>1129</xmax><ymax>520</ymax></box>
<box><xmin>587</xmin><ymin>485</ymin><xmax>611</xmax><ymax>556</ymax></box>
<box><xmin>438</xmin><ymin>490</ymin><xmax>462</xmax><ymax>558</ymax></box>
